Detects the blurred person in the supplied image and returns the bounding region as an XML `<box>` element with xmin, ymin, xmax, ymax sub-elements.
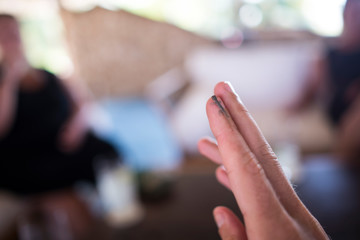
<box><xmin>198</xmin><ymin>82</ymin><xmax>329</xmax><ymax>240</ymax></box>
<box><xmin>0</xmin><ymin>14</ymin><xmax>119</xmax><ymax>195</ymax></box>
<box><xmin>291</xmin><ymin>0</ymin><xmax>360</xmax><ymax>164</ymax></box>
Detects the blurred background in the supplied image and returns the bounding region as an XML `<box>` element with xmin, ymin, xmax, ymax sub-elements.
<box><xmin>1</xmin><ymin>0</ymin><xmax>360</xmax><ymax>239</ymax></box>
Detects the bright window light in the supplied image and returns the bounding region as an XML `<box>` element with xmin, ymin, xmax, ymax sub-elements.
<box><xmin>301</xmin><ymin>0</ymin><xmax>346</xmax><ymax>36</ymax></box>
<box><xmin>239</xmin><ymin>4</ymin><xmax>263</xmax><ymax>28</ymax></box>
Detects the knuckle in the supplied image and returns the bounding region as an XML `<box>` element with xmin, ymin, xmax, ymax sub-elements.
<box><xmin>241</xmin><ymin>149</ymin><xmax>255</xmax><ymax>165</ymax></box>
<box><xmin>215</xmin><ymin>127</ymin><xmax>237</xmax><ymax>144</ymax></box>
<box><xmin>255</xmin><ymin>143</ymin><xmax>282</xmax><ymax>169</ymax></box>
<box><xmin>241</xmin><ymin>150</ymin><xmax>263</xmax><ymax>175</ymax></box>
<box><xmin>256</xmin><ymin>143</ymin><xmax>277</xmax><ymax>160</ymax></box>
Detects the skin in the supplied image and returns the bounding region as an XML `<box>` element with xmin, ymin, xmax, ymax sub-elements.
<box><xmin>198</xmin><ymin>82</ymin><xmax>329</xmax><ymax>240</ymax></box>
<box><xmin>0</xmin><ymin>16</ymin><xmax>88</xmax><ymax>152</ymax></box>
<box><xmin>335</xmin><ymin>94</ymin><xmax>360</xmax><ymax>163</ymax></box>
<box><xmin>0</xmin><ymin>17</ymin><xmax>28</xmax><ymax>138</ymax></box>
<box><xmin>56</xmin><ymin>77</ymin><xmax>89</xmax><ymax>153</ymax></box>
<box><xmin>341</xmin><ymin>0</ymin><xmax>360</xmax><ymax>51</ymax></box>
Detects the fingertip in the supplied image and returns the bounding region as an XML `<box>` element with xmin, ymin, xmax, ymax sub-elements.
<box><xmin>213</xmin><ymin>206</ymin><xmax>247</xmax><ymax>240</ymax></box>
<box><xmin>198</xmin><ymin>137</ymin><xmax>210</xmax><ymax>152</ymax></box>
<box><xmin>216</xmin><ymin>165</ymin><xmax>227</xmax><ymax>177</ymax></box>
<box><xmin>214</xmin><ymin>81</ymin><xmax>234</xmax><ymax>96</ymax></box>
<box><xmin>206</xmin><ymin>96</ymin><xmax>214</xmax><ymax>107</ymax></box>
<box><xmin>214</xmin><ymin>82</ymin><xmax>242</xmax><ymax>108</ymax></box>
<box><xmin>207</xmin><ymin>94</ymin><xmax>231</xmax><ymax>123</ymax></box>
<box><xmin>198</xmin><ymin>136</ymin><xmax>212</xmax><ymax>144</ymax></box>
<box><xmin>206</xmin><ymin>96</ymin><xmax>218</xmax><ymax>116</ymax></box>
<box><xmin>216</xmin><ymin>166</ymin><xmax>231</xmax><ymax>190</ymax></box>
<box><xmin>205</xmin><ymin>97</ymin><xmax>213</xmax><ymax>116</ymax></box>
<box><xmin>214</xmin><ymin>81</ymin><xmax>226</xmax><ymax>93</ymax></box>
<box><xmin>197</xmin><ymin>137</ymin><xmax>206</xmax><ymax>147</ymax></box>
<box><xmin>213</xmin><ymin>206</ymin><xmax>226</xmax><ymax>228</ymax></box>
<box><xmin>213</xmin><ymin>206</ymin><xmax>229</xmax><ymax>217</ymax></box>
<box><xmin>198</xmin><ymin>136</ymin><xmax>217</xmax><ymax>145</ymax></box>
<box><xmin>206</xmin><ymin>94</ymin><xmax>225</xmax><ymax>110</ymax></box>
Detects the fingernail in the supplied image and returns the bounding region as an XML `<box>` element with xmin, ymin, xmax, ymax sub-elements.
<box><xmin>221</xmin><ymin>165</ymin><xmax>227</xmax><ymax>172</ymax></box>
<box><xmin>224</xmin><ymin>81</ymin><xmax>235</xmax><ymax>93</ymax></box>
<box><xmin>214</xmin><ymin>211</ymin><xmax>225</xmax><ymax>228</ymax></box>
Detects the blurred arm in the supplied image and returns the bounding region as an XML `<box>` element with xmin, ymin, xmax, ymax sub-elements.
<box><xmin>0</xmin><ymin>66</ymin><xmax>19</xmax><ymax>139</ymax></box>
<box><xmin>60</xmin><ymin>76</ymin><xmax>87</xmax><ymax>123</ymax></box>
<box><xmin>57</xmin><ymin>76</ymin><xmax>90</xmax><ymax>152</ymax></box>
<box><xmin>335</xmin><ymin>93</ymin><xmax>360</xmax><ymax>162</ymax></box>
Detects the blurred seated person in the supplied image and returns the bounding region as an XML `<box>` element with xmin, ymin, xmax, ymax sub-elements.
<box><xmin>0</xmin><ymin>14</ymin><xmax>119</xmax><ymax>195</ymax></box>
<box><xmin>292</xmin><ymin>0</ymin><xmax>360</xmax><ymax>164</ymax></box>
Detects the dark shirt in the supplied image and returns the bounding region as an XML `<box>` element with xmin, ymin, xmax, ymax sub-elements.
<box><xmin>0</xmin><ymin>69</ymin><xmax>118</xmax><ymax>194</ymax></box>
<box><xmin>0</xmin><ymin>70</ymin><xmax>72</xmax><ymax>156</ymax></box>
<box><xmin>326</xmin><ymin>46</ymin><xmax>360</xmax><ymax>125</ymax></box>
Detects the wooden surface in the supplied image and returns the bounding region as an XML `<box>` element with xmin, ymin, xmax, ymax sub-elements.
<box><xmin>103</xmin><ymin>173</ymin><xmax>240</xmax><ymax>240</ymax></box>
<box><xmin>109</xmin><ymin>155</ymin><xmax>360</xmax><ymax>240</ymax></box>
<box><xmin>3</xmin><ymin>155</ymin><xmax>360</xmax><ymax>240</ymax></box>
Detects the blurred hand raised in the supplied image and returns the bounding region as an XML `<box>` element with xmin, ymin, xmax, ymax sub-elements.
<box><xmin>2</xmin><ymin>47</ymin><xmax>29</xmax><ymax>84</ymax></box>
<box><xmin>198</xmin><ymin>82</ymin><xmax>329</xmax><ymax>240</ymax></box>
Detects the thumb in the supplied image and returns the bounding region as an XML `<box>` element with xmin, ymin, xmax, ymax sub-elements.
<box><xmin>213</xmin><ymin>206</ymin><xmax>247</xmax><ymax>240</ymax></box>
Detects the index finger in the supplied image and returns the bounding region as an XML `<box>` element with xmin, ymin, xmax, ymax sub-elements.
<box><xmin>214</xmin><ymin>82</ymin><xmax>303</xmax><ymax>214</ymax></box>
<box><xmin>206</xmin><ymin>95</ymin><xmax>290</xmax><ymax>232</ymax></box>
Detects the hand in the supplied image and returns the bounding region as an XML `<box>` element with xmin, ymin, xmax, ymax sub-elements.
<box><xmin>1</xmin><ymin>48</ymin><xmax>29</xmax><ymax>85</ymax></box>
<box><xmin>198</xmin><ymin>82</ymin><xmax>328</xmax><ymax>240</ymax></box>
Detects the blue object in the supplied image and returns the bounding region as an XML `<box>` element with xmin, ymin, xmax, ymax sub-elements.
<box><xmin>95</xmin><ymin>98</ymin><xmax>183</xmax><ymax>171</ymax></box>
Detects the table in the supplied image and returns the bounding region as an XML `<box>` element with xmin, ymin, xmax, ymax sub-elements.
<box><xmin>92</xmin><ymin>173</ymin><xmax>241</xmax><ymax>240</ymax></box>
